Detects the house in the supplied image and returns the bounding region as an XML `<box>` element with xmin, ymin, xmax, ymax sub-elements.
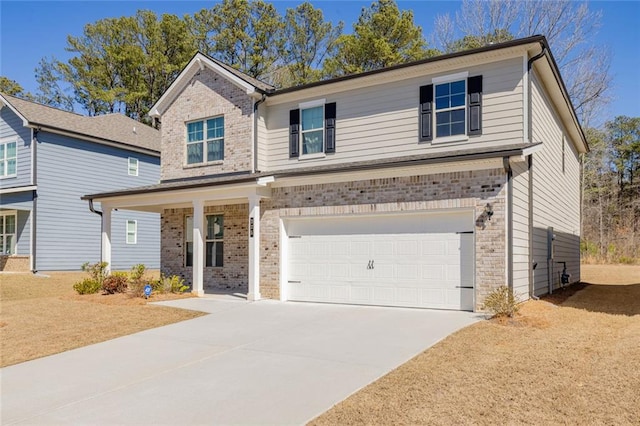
<box><xmin>82</xmin><ymin>35</ymin><xmax>586</xmax><ymax>311</ymax></box>
<box><xmin>0</xmin><ymin>94</ymin><xmax>161</xmax><ymax>272</ymax></box>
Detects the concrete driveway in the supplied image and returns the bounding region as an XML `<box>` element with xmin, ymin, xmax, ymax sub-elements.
<box><xmin>1</xmin><ymin>298</ymin><xmax>480</xmax><ymax>425</ymax></box>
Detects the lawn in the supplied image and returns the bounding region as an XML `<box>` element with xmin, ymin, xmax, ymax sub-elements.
<box><xmin>0</xmin><ymin>272</ymin><xmax>205</xmax><ymax>368</ymax></box>
<box><xmin>311</xmin><ymin>264</ymin><xmax>640</xmax><ymax>425</ymax></box>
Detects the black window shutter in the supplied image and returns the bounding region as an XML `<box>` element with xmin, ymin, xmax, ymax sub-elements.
<box><xmin>419</xmin><ymin>84</ymin><xmax>433</xmax><ymax>142</ymax></box>
<box><xmin>289</xmin><ymin>109</ymin><xmax>300</xmax><ymax>158</ymax></box>
<box><xmin>325</xmin><ymin>102</ymin><xmax>336</xmax><ymax>153</ymax></box>
<box><xmin>467</xmin><ymin>76</ymin><xmax>483</xmax><ymax>135</ymax></box>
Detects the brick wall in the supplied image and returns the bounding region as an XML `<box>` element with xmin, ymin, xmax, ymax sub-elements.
<box><xmin>260</xmin><ymin>169</ymin><xmax>507</xmax><ymax>309</ymax></box>
<box><xmin>161</xmin><ymin>204</ymin><xmax>249</xmax><ymax>291</ymax></box>
<box><xmin>0</xmin><ymin>255</ymin><xmax>30</xmax><ymax>272</ymax></box>
<box><xmin>160</xmin><ymin>67</ymin><xmax>253</xmax><ymax>180</ymax></box>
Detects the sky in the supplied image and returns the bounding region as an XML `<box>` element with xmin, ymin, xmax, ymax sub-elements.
<box><xmin>1</xmin><ymin>0</ymin><xmax>639</xmax><ymax>125</ymax></box>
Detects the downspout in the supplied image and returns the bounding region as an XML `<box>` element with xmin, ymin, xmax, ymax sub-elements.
<box><xmin>88</xmin><ymin>199</ymin><xmax>103</xmax><ymax>260</ymax></box>
<box><xmin>30</xmin><ymin>129</ymin><xmax>38</xmax><ymax>273</ymax></box>
<box><xmin>527</xmin><ymin>43</ymin><xmax>547</xmax><ymax>300</ymax></box>
<box><xmin>253</xmin><ymin>94</ymin><xmax>267</xmax><ymax>173</ymax></box>
<box><xmin>503</xmin><ymin>156</ymin><xmax>513</xmax><ymax>291</ymax></box>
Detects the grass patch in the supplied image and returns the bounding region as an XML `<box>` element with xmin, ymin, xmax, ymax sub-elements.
<box><xmin>0</xmin><ymin>272</ymin><xmax>205</xmax><ymax>368</ymax></box>
<box><xmin>310</xmin><ymin>264</ymin><xmax>640</xmax><ymax>425</ymax></box>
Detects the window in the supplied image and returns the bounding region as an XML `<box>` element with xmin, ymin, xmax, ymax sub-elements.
<box><xmin>0</xmin><ymin>212</ymin><xmax>17</xmax><ymax>255</ymax></box>
<box><xmin>186</xmin><ymin>117</ymin><xmax>224</xmax><ymax>165</ymax></box>
<box><xmin>301</xmin><ymin>106</ymin><xmax>324</xmax><ymax>155</ymax></box>
<box><xmin>185</xmin><ymin>214</ymin><xmax>224</xmax><ymax>267</ymax></box>
<box><xmin>126</xmin><ymin>220</ymin><xmax>137</xmax><ymax>244</ymax></box>
<box><xmin>128</xmin><ymin>157</ymin><xmax>139</xmax><ymax>176</ymax></box>
<box><xmin>0</xmin><ymin>141</ymin><xmax>17</xmax><ymax>177</ymax></box>
<box><xmin>289</xmin><ymin>101</ymin><xmax>336</xmax><ymax>158</ymax></box>
<box><xmin>419</xmin><ymin>74</ymin><xmax>482</xmax><ymax>143</ymax></box>
<box><xmin>435</xmin><ymin>80</ymin><xmax>466</xmax><ymax>138</ymax></box>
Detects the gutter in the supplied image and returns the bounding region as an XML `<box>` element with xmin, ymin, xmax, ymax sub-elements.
<box><xmin>88</xmin><ymin>199</ymin><xmax>103</xmax><ymax>261</ymax></box>
<box><xmin>253</xmin><ymin>94</ymin><xmax>267</xmax><ymax>172</ymax></box>
<box><xmin>30</xmin><ymin>129</ymin><xmax>38</xmax><ymax>273</ymax></box>
<box><xmin>526</xmin><ymin>44</ymin><xmax>547</xmax><ymax>300</ymax></box>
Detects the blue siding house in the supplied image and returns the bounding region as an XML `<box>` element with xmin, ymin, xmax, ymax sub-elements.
<box><xmin>0</xmin><ymin>93</ymin><xmax>161</xmax><ymax>271</ymax></box>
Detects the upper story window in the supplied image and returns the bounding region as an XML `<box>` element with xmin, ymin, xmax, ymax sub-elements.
<box><xmin>128</xmin><ymin>157</ymin><xmax>139</xmax><ymax>176</ymax></box>
<box><xmin>186</xmin><ymin>116</ymin><xmax>224</xmax><ymax>165</ymax></box>
<box><xmin>435</xmin><ymin>80</ymin><xmax>466</xmax><ymax>137</ymax></box>
<box><xmin>289</xmin><ymin>100</ymin><xmax>336</xmax><ymax>159</ymax></box>
<box><xmin>0</xmin><ymin>211</ymin><xmax>17</xmax><ymax>255</ymax></box>
<box><xmin>419</xmin><ymin>73</ymin><xmax>482</xmax><ymax>143</ymax></box>
<box><xmin>0</xmin><ymin>140</ymin><xmax>17</xmax><ymax>178</ymax></box>
<box><xmin>301</xmin><ymin>106</ymin><xmax>324</xmax><ymax>155</ymax></box>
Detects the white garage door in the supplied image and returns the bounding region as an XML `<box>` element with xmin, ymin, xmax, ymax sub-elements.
<box><xmin>286</xmin><ymin>212</ymin><xmax>475</xmax><ymax>311</ymax></box>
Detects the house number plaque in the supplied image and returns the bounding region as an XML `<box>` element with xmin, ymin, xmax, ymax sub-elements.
<box><xmin>250</xmin><ymin>217</ymin><xmax>254</xmax><ymax>238</ymax></box>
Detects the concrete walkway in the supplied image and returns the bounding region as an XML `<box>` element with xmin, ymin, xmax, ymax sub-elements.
<box><xmin>1</xmin><ymin>298</ymin><xmax>481</xmax><ymax>425</ymax></box>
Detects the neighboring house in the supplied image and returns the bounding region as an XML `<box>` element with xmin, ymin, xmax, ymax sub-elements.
<box><xmin>83</xmin><ymin>35</ymin><xmax>586</xmax><ymax>311</ymax></box>
<box><xmin>0</xmin><ymin>94</ymin><xmax>161</xmax><ymax>271</ymax></box>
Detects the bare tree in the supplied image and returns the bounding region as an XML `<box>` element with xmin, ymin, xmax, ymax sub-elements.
<box><xmin>431</xmin><ymin>0</ymin><xmax>612</xmax><ymax>127</ymax></box>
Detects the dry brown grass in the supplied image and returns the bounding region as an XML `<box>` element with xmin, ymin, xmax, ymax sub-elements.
<box><xmin>311</xmin><ymin>264</ymin><xmax>640</xmax><ymax>426</ymax></box>
<box><xmin>0</xmin><ymin>272</ymin><xmax>205</xmax><ymax>367</ymax></box>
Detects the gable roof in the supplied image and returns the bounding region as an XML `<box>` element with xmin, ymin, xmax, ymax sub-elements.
<box><xmin>0</xmin><ymin>93</ymin><xmax>160</xmax><ymax>155</ymax></box>
<box><xmin>148</xmin><ymin>52</ymin><xmax>275</xmax><ymax>118</ymax></box>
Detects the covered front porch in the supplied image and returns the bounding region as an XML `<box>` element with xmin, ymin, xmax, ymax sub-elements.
<box><xmin>88</xmin><ymin>176</ymin><xmax>273</xmax><ymax>300</ymax></box>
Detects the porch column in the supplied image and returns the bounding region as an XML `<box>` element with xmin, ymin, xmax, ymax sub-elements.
<box><xmin>192</xmin><ymin>199</ymin><xmax>205</xmax><ymax>296</ymax></box>
<box><xmin>247</xmin><ymin>195</ymin><xmax>261</xmax><ymax>301</ymax></box>
<box><xmin>101</xmin><ymin>207</ymin><xmax>112</xmax><ymax>274</ymax></box>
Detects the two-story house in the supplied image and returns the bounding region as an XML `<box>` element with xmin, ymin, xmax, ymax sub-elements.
<box><xmin>83</xmin><ymin>35</ymin><xmax>587</xmax><ymax>311</ymax></box>
<box><xmin>0</xmin><ymin>94</ymin><xmax>161</xmax><ymax>272</ymax></box>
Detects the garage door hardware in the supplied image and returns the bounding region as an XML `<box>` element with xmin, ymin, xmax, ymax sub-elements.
<box><xmin>367</xmin><ymin>260</ymin><xmax>375</xmax><ymax>270</ymax></box>
<box><xmin>288</xmin><ymin>280</ymin><xmax>301</xmax><ymax>283</ymax></box>
<box><xmin>456</xmin><ymin>231</ymin><xmax>474</xmax><ymax>234</ymax></box>
<box><xmin>456</xmin><ymin>286</ymin><xmax>473</xmax><ymax>289</ymax></box>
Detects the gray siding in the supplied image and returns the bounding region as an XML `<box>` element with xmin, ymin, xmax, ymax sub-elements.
<box><xmin>511</xmin><ymin>160</ymin><xmax>530</xmax><ymax>299</ymax></box>
<box><xmin>0</xmin><ymin>107</ymin><xmax>32</xmax><ymax>188</ymax></box>
<box><xmin>35</xmin><ymin>131</ymin><xmax>160</xmax><ymax>271</ymax></box>
<box><xmin>262</xmin><ymin>57</ymin><xmax>524</xmax><ymax>171</ymax></box>
<box><xmin>15</xmin><ymin>210</ymin><xmax>30</xmax><ymax>255</ymax></box>
<box><xmin>530</xmin><ymin>72</ymin><xmax>581</xmax><ymax>295</ymax></box>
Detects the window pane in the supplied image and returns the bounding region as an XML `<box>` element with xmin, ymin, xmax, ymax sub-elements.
<box><xmin>187</xmin><ymin>122</ymin><xmax>203</xmax><ymax>142</ymax></box>
<box><xmin>451</xmin><ymin>122</ymin><xmax>465</xmax><ymax>135</ymax></box>
<box><xmin>0</xmin><ymin>236</ymin><xmax>4</xmax><ymax>254</ymax></box>
<box><xmin>6</xmin><ymin>142</ymin><xmax>16</xmax><ymax>158</ymax></box>
<box><xmin>451</xmin><ymin>108</ymin><xmax>465</xmax><ymax>122</ymax></box>
<box><xmin>207</xmin><ymin>117</ymin><xmax>224</xmax><ymax>139</ymax></box>
<box><xmin>435</xmin><ymin>83</ymin><xmax>450</xmax><ymax>97</ymax></box>
<box><xmin>186</xmin><ymin>242</ymin><xmax>193</xmax><ymax>267</ymax></box>
<box><xmin>5</xmin><ymin>215</ymin><xmax>15</xmax><ymax>233</ymax></box>
<box><xmin>185</xmin><ymin>216</ymin><xmax>193</xmax><ymax>242</ymax></box>
<box><xmin>0</xmin><ymin>162</ymin><xmax>4</xmax><ymax>176</ymax></box>
<box><xmin>436</xmin><ymin>123</ymin><xmax>451</xmax><ymax>137</ymax></box>
<box><xmin>0</xmin><ymin>144</ymin><xmax>4</xmax><ymax>158</ymax></box>
<box><xmin>301</xmin><ymin>106</ymin><xmax>323</xmax><ymax>131</ymax></box>
<box><xmin>451</xmin><ymin>93</ymin><xmax>465</xmax><ymax>108</ymax></box>
<box><xmin>215</xmin><ymin>241</ymin><xmax>224</xmax><ymax>267</ymax></box>
<box><xmin>0</xmin><ymin>217</ymin><xmax>3</xmax><ymax>234</ymax></box>
<box><xmin>302</xmin><ymin>130</ymin><xmax>323</xmax><ymax>154</ymax></box>
<box><xmin>450</xmin><ymin>80</ymin><xmax>465</xmax><ymax>95</ymax></box>
<box><xmin>207</xmin><ymin>140</ymin><xmax>224</xmax><ymax>161</ymax></box>
<box><xmin>435</xmin><ymin>97</ymin><xmax>449</xmax><ymax>110</ymax></box>
<box><xmin>6</xmin><ymin>235</ymin><xmax>14</xmax><ymax>254</ymax></box>
<box><xmin>7</xmin><ymin>159</ymin><xmax>16</xmax><ymax>175</ymax></box>
<box><xmin>187</xmin><ymin>142</ymin><xmax>203</xmax><ymax>164</ymax></box>
<box><xmin>206</xmin><ymin>241</ymin><xmax>214</xmax><ymax>267</ymax></box>
<box><xmin>207</xmin><ymin>215</ymin><xmax>223</xmax><ymax>239</ymax></box>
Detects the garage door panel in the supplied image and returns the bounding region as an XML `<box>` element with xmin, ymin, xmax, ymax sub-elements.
<box><xmin>286</xmin><ymin>213</ymin><xmax>475</xmax><ymax>311</ymax></box>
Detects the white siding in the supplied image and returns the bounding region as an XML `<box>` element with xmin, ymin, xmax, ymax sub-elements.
<box><xmin>262</xmin><ymin>57</ymin><xmax>524</xmax><ymax>171</ymax></box>
<box><xmin>530</xmin><ymin>72</ymin><xmax>581</xmax><ymax>295</ymax></box>
<box><xmin>511</xmin><ymin>159</ymin><xmax>530</xmax><ymax>299</ymax></box>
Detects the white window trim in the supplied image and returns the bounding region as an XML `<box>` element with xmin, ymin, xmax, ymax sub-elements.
<box><xmin>128</xmin><ymin>157</ymin><xmax>139</xmax><ymax>176</ymax></box>
<box><xmin>298</xmin><ymin>99</ymin><xmax>326</xmax><ymax>159</ymax></box>
<box><xmin>185</xmin><ymin>116</ymin><xmax>225</xmax><ymax>166</ymax></box>
<box><xmin>126</xmin><ymin>220</ymin><xmax>137</xmax><ymax>245</ymax></box>
<box><xmin>431</xmin><ymin>71</ymin><xmax>469</xmax><ymax>144</ymax></box>
<box><xmin>0</xmin><ymin>210</ymin><xmax>18</xmax><ymax>255</ymax></box>
<box><xmin>185</xmin><ymin>214</ymin><xmax>224</xmax><ymax>268</ymax></box>
<box><xmin>205</xmin><ymin>214</ymin><xmax>224</xmax><ymax>268</ymax></box>
<box><xmin>0</xmin><ymin>138</ymin><xmax>18</xmax><ymax>179</ymax></box>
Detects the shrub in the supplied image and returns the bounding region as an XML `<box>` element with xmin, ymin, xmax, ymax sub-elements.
<box><xmin>102</xmin><ymin>273</ymin><xmax>129</xmax><ymax>294</ymax></box>
<box><xmin>128</xmin><ymin>264</ymin><xmax>148</xmax><ymax>297</ymax></box>
<box><xmin>482</xmin><ymin>286</ymin><xmax>521</xmax><ymax>318</ymax></box>
<box><xmin>149</xmin><ymin>274</ymin><xmax>189</xmax><ymax>295</ymax></box>
<box><xmin>81</xmin><ymin>261</ymin><xmax>109</xmax><ymax>286</ymax></box>
<box><xmin>73</xmin><ymin>278</ymin><xmax>102</xmax><ymax>295</ymax></box>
